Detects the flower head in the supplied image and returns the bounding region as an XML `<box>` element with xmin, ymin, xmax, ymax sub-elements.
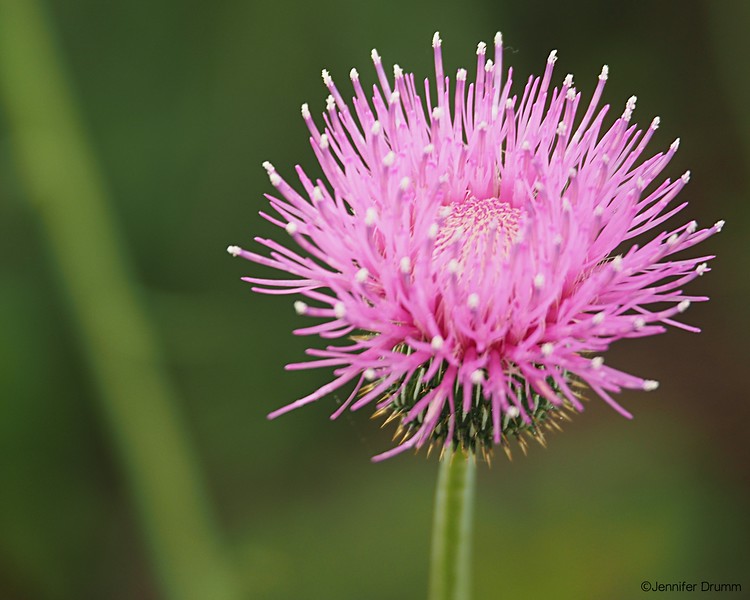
<box><xmin>229</xmin><ymin>34</ymin><xmax>721</xmax><ymax>461</ymax></box>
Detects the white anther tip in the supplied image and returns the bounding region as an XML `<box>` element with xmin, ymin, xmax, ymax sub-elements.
<box><xmin>427</xmin><ymin>223</ymin><xmax>439</xmax><ymax>239</ymax></box>
<box><xmin>393</xmin><ymin>64</ymin><xmax>403</xmax><ymax>78</ymax></box>
<box><xmin>470</xmin><ymin>369</ymin><xmax>484</xmax><ymax>385</ymax></box>
<box><xmin>476</xmin><ymin>41</ymin><xmax>487</xmax><ymax>55</ymax></box>
<box><xmin>363</xmin><ymin>368</ymin><xmax>377</xmax><ymax>381</ymax></box>
<box><xmin>484</xmin><ymin>59</ymin><xmax>494</xmax><ymax>73</ymax></box>
<box><xmin>423</xmin><ymin>143</ymin><xmax>434</xmax><ymax>155</ymax></box>
<box><xmin>319</xmin><ymin>134</ymin><xmax>329</xmax><ymax>150</ymax></box>
<box><xmin>494</xmin><ymin>32</ymin><xmax>503</xmax><ymax>47</ymax></box>
<box><xmin>687</xmin><ymin>220</ymin><xmax>697</xmax><ymax>234</ymax></box>
<box><xmin>591</xmin><ymin>356</ymin><xmax>604</xmax><ymax>370</ymax></box>
<box><xmin>294</xmin><ymin>301</ymin><xmax>308</xmax><ymax>315</ymax></box>
<box><xmin>355</xmin><ymin>267</ymin><xmax>369</xmax><ymax>283</ymax></box>
<box><xmin>634</xmin><ymin>317</ymin><xmax>646</xmax><ymax>330</ymax></box>
<box><xmin>364</xmin><ymin>207</ymin><xmax>377</xmax><ymax>227</ymax></box>
<box><xmin>301</xmin><ymin>103</ymin><xmax>310</xmax><ymax>119</ymax></box>
<box><xmin>599</xmin><ymin>65</ymin><xmax>609</xmax><ymax>80</ymax></box>
<box><xmin>677</xmin><ymin>300</ymin><xmax>691</xmax><ymax>313</ymax></box>
<box><xmin>399</xmin><ymin>177</ymin><xmax>411</xmax><ymax>191</ymax></box>
<box><xmin>696</xmin><ymin>263</ymin><xmax>708</xmax><ymax>275</ymax></box>
<box><xmin>399</xmin><ymin>256</ymin><xmax>411</xmax><ymax>274</ymax></box>
<box><xmin>447</xmin><ymin>259</ymin><xmax>460</xmax><ymax>275</ymax></box>
<box><xmin>467</xmin><ymin>293</ymin><xmax>480</xmax><ymax>309</ymax></box>
<box><xmin>506</xmin><ymin>406</ymin><xmax>520</xmax><ymax>419</ymax></box>
<box><xmin>321</xmin><ymin>69</ymin><xmax>332</xmax><ymax>86</ymax></box>
<box><xmin>349</xmin><ymin>68</ymin><xmax>359</xmax><ymax>81</ymax></box>
<box><xmin>563</xmin><ymin>73</ymin><xmax>574</xmax><ymax>87</ymax></box>
<box><xmin>643</xmin><ymin>380</ymin><xmax>659</xmax><ymax>392</ymax></box>
<box><xmin>389</xmin><ymin>90</ymin><xmax>400</xmax><ymax>105</ymax></box>
<box><xmin>456</xmin><ymin>68</ymin><xmax>467</xmax><ymax>81</ymax></box>
<box><xmin>651</xmin><ymin>116</ymin><xmax>661</xmax><ymax>130</ymax></box>
<box><xmin>285</xmin><ymin>222</ymin><xmax>298</xmax><ymax>235</ymax></box>
<box><xmin>541</xmin><ymin>342</ymin><xmax>554</xmax><ymax>357</ymax></box>
<box><xmin>714</xmin><ymin>219</ymin><xmax>725</xmax><ymax>232</ymax></box>
<box><xmin>611</xmin><ymin>255</ymin><xmax>623</xmax><ymax>272</ymax></box>
<box><xmin>334</xmin><ymin>302</ymin><xmax>346</xmax><ymax>319</ymax></box>
<box><xmin>592</xmin><ymin>312</ymin><xmax>605</xmax><ymax>325</ymax></box>
<box><xmin>370</xmin><ymin>120</ymin><xmax>382</xmax><ymax>136</ymax></box>
<box><xmin>547</xmin><ymin>49</ymin><xmax>558</xmax><ymax>64</ymax></box>
<box><xmin>670</xmin><ymin>138</ymin><xmax>680</xmax><ymax>152</ymax></box>
<box><xmin>431</xmin><ymin>335</ymin><xmax>445</xmax><ymax>350</ymax></box>
<box><xmin>681</xmin><ymin>170</ymin><xmax>691</xmax><ymax>183</ymax></box>
<box><xmin>262</xmin><ymin>160</ymin><xmax>274</xmax><ymax>173</ymax></box>
<box><xmin>227</xmin><ymin>245</ymin><xmax>241</xmax><ymax>257</ymax></box>
<box><xmin>432</xmin><ymin>32</ymin><xmax>442</xmax><ymax>48</ymax></box>
<box><xmin>371</xmin><ymin>49</ymin><xmax>381</xmax><ymax>63</ymax></box>
<box><xmin>382</xmin><ymin>151</ymin><xmax>396</xmax><ymax>167</ymax></box>
<box><xmin>269</xmin><ymin>172</ymin><xmax>281</xmax><ymax>187</ymax></box>
<box><xmin>533</xmin><ymin>273</ymin><xmax>545</xmax><ymax>289</ymax></box>
<box><xmin>432</xmin><ymin>106</ymin><xmax>444</xmax><ymax>120</ymax></box>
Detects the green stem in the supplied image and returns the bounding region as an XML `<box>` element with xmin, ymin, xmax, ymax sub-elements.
<box><xmin>429</xmin><ymin>449</ymin><xmax>476</xmax><ymax>600</ymax></box>
<box><xmin>0</xmin><ymin>3</ymin><xmax>240</xmax><ymax>600</ymax></box>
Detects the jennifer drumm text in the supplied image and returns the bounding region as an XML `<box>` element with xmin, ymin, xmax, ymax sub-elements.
<box><xmin>641</xmin><ymin>581</ymin><xmax>741</xmax><ymax>593</ymax></box>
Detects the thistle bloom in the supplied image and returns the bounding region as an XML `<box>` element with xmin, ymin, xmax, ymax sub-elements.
<box><xmin>229</xmin><ymin>33</ymin><xmax>721</xmax><ymax>461</ymax></box>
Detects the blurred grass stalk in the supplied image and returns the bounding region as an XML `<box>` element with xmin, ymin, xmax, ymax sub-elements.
<box><xmin>0</xmin><ymin>2</ymin><xmax>240</xmax><ymax>599</ymax></box>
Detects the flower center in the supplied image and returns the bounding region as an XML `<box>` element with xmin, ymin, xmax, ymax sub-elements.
<box><xmin>433</xmin><ymin>195</ymin><xmax>524</xmax><ymax>273</ymax></box>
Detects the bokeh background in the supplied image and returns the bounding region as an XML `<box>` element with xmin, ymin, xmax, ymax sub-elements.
<box><xmin>1</xmin><ymin>0</ymin><xmax>748</xmax><ymax>599</ymax></box>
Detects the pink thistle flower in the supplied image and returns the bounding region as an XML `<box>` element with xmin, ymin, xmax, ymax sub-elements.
<box><xmin>229</xmin><ymin>33</ymin><xmax>722</xmax><ymax>461</ymax></box>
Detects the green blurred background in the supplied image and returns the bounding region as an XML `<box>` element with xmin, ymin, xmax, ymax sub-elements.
<box><xmin>0</xmin><ymin>0</ymin><xmax>748</xmax><ymax>598</ymax></box>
